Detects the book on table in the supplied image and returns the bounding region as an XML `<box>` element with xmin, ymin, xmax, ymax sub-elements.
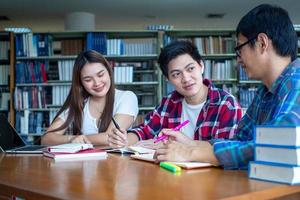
<box><xmin>130</xmin><ymin>153</ymin><xmax>213</xmax><ymax>169</ymax></box>
<box><xmin>255</xmin><ymin>145</ymin><xmax>300</xmax><ymax>166</ymax></box>
<box><xmin>105</xmin><ymin>146</ymin><xmax>156</xmax><ymax>154</ymax></box>
<box><xmin>250</xmin><ymin>126</ymin><xmax>300</xmax><ymax>185</ymax></box>
<box><xmin>43</xmin><ymin>143</ymin><xmax>107</xmax><ymax>161</ymax></box>
<box><xmin>43</xmin><ymin>148</ymin><xmax>107</xmax><ymax>161</ymax></box>
<box><xmin>46</xmin><ymin>143</ymin><xmax>94</xmax><ymax>153</ymax></box>
<box><xmin>255</xmin><ymin>126</ymin><xmax>300</xmax><ymax>146</ymax></box>
<box><xmin>249</xmin><ymin>161</ymin><xmax>300</xmax><ymax>185</ymax></box>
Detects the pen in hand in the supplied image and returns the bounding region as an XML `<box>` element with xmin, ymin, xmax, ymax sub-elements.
<box><xmin>112</xmin><ymin>117</ymin><xmax>121</xmax><ymax>131</ymax></box>
<box><xmin>154</xmin><ymin>120</ymin><xmax>190</xmax><ymax>143</ymax></box>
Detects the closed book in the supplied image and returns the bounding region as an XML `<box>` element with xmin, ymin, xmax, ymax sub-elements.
<box><xmin>255</xmin><ymin>126</ymin><xmax>300</xmax><ymax>146</ymax></box>
<box><xmin>43</xmin><ymin>148</ymin><xmax>107</xmax><ymax>161</ymax></box>
<box><xmin>255</xmin><ymin>145</ymin><xmax>300</xmax><ymax>166</ymax></box>
<box><xmin>249</xmin><ymin>161</ymin><xmax>300</xmax><ymax>185</ymax></box>
<box><xmin>47</xmin><ymin>143</ymin><xmax>94</xmax><ymax>153</ymax></box>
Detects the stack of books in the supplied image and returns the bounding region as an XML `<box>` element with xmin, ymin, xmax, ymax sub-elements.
<box><xmin>43</xmin><ymin>143</ymin><xmax>107</xmax><ymax>162</ymax></box>
<box><xmin>249</xmin><ymin>126</ymin><xmax>300</xmax><ymax>185</ymax></box>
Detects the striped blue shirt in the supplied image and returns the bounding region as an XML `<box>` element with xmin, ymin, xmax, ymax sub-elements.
<box><xmin>211</xmin><ymin>58</ymin><xmax>300</xmax><ymax>169</ymax></box>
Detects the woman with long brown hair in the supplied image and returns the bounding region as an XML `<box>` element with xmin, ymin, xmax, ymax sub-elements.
<box><xmin>41</xmin><ymin>50</ymin><xmax>138</xmax><ymax>145</ymax></box>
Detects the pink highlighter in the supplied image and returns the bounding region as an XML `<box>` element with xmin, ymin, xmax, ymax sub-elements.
<box><xmin>154</xmin><ymin>120</ymin><xmax>190</xmax><ymax>143</ymax></box>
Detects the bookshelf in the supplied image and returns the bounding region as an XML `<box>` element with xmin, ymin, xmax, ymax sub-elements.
<box><xmin>0</xmin><ymin>32</ymin><xmax>15</xmax><ymax>124</ymax></box>
<box><xmin>13</xmin><ymin>30</ymin><xmax>162</xmax><ymax>143</ymax></box>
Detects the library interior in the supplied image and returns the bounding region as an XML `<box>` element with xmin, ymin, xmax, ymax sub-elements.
<box><xmin>1</xmin><ymin>0</ymin><xmax>300</xmax><ymax>199</ymax></box>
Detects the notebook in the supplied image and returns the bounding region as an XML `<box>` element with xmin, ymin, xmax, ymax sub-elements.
<box><xmin>0</xmin><ymin>114</ymin><xmax>46</xmax><ymax>154</ymax></box>
<box><xmin>130</xmin><ymin>153</ymin><xmax>213</xmax><ymax>169</ymax></box>
<box><xmin>105</xmin><ymin>146</ymin><xmax>156</xmax><ymax>154</ymax></box>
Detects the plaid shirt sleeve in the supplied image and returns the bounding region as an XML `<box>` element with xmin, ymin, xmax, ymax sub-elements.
<box><xmin>129</xmin><ymin>96</ymin><xmax>171</xmax><ymax>140</ymax></box>
<box><xmin>211</xmin><ymin>88</ymin><xmax>300</xmax><ymax>170</ymax></box>
<box><xmin>212</xmin><ymin>95</ymin><xmax>242</xmax><ymax>139</ymax></box>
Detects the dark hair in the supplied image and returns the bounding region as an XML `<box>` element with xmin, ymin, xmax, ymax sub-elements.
<box><xmin>49</xmin><ymin>50</ymin><xmax>115</xmax><ymax>135</ymax></box>
<box><xmin>236</xmin><ymin>4</ymin><xmax>298</xmax><ymax>60</ymax></box>
<box><xmin>158</xmin><ymin>40</ymin><xmax>202</xmax><ymax>77</ymax></box>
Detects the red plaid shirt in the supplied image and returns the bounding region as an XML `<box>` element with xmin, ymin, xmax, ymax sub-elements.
<box><xmin>130</xmin><ymin>79</ymin><xmax>242</xmax><ymax>141</ymax></box>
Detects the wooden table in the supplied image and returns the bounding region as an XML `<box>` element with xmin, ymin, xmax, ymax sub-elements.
<box><xmin>0</xmin><ymin>153</ymin><xmax>299</xmax><ymax>200</ymax></box>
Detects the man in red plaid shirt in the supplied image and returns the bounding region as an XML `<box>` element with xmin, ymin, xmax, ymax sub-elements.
<box><xmin>108</xmin><ymin>40</ymin><xmax>242</xmax><ymax>161</ymax></box>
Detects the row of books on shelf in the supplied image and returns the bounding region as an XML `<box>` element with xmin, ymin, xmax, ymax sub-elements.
<box><xmin>57</xmin><ymin>60</ymin><xmax>75</xmax><ymax>81</ymax></box>
<box><xmin>15</xmin><ymin>111</ymin><xmax>45</xmax><ymax>135</ymax></box>
<box><xmin>15</xmin><ymin>33</ymin><xmax>53</xmax><ymax>57</ymax></box>
<box><xmin>0</xmin><ymin>65</ymin><xmax>9</xmax><ymax>85</ymax></box>
<box><xmin>239</xmin><ymin>87</ymin><xmax>257</xmax><ymax>108</ymax></box>
<box><xmin>15</xmin><ymin>32</ymin><xmax>158</xmax><ymax>57</ymax></box>
<box><xmin>249</xmin><ymin>126</ymin><xmax>300</xmax><ymax>185</ymax></box>
<box><xmin>114</xmin><ymin>66</ymin><xmax>133</xmax><ymax>83</ymax></box>
<box><xmin>15</xmin><ymin>109</ymin><xmax>60</xmax><ymax>136</ymax></box>
<box><xmin>163</xmin><ymin>36</ymin><xmax>235</xmax><ymax>55</ymax></box>
<box><xmin>87</xmin><ymin>32</ymin><xmax>157</xmax><ymax>56</ymax></box>
<box><xmin>15</xmin><ymin>61</ymin><xmax>48</xmax><ymax>83</ymax></box>
<box><xmin>0</xmin><ymin>40</ymin><xmax>10</xmax><ymax>59</ymax></box>
<box><xmin>52</xmin><ymin>85</ymin><xmax>70</xmax><ymax>107</ymax></box>
<box><xmin>14</xmin><ymin>87</ymin><xmax>47</xmax><ymax>110</ymax></box>
<box><xmin>203</xmin><ymin>59</ymin><xmax>236</xmax><ymax>81</ymax></box>
<box><xmin>15</xmin><ymin>60</ymin><xmax>76</xmax><ymax>84</ymax></box>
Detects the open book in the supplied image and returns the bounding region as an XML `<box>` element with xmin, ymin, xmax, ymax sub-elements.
<box><xmin>47</xmin><ymin>143</ymin><xmax>94</xmax><ymax>153</ymax></box>
<box><xmin>130</xmin><ymin>153</ymin><xmax>213</xmax><ymax>169</ymax></box>
<box><xmin>106</xmin><ymin>146</ymin><xmax>155</xmax><ymax>154</ymax></box>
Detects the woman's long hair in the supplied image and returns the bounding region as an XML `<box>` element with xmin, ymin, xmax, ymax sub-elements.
<box><xmin>48</xmin><ymin>50</ymin><xmax>115</xmax><ymax>135</ymax></box>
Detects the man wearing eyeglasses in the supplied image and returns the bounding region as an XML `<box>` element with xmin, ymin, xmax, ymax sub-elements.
<box><xmin>155</xmin><ymin>4</ymin><xmax>300</xmax><ymax>169</ymax></box>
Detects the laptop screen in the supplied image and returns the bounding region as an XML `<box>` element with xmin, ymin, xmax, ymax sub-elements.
<box><xmin>0</xmin><ymin>114</ymin><xmax>26</xmax><ymax>150</ymax></box>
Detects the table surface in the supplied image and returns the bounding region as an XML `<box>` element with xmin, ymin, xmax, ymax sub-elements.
<box><xmin>0</xmin><ymin>153</ymin><xmax>300</xmax><ymax>200</ymax></box>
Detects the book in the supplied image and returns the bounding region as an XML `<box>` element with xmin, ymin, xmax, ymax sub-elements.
<box><xmin>43</xmin><ymin>148</ymin><xmax>107</xmax><ymax>162</ymax></box>
<box><xmin>130</xmin><ymin>153</ymin><xmax>213</xmax><ymax>169</ymax></box>
<box><xmin>255</xmin><ymin>126</ymin><xmax>300</xmax><ymax>146</ymax></box>
<box><xmin>47</xmin><ymin>143</ymin><xmax>94</xmax><ymax>153</ymax></box>
<box><xmin>106</xmin><ymin>146</ymin><xmax>155</xmax><ymax>154</ymax></box>
<box><xmin>249</xmin><ymin>161</ymin><xmax>300</xmax><ymax>185</ymax></box>
<box><xmin>255</xmin><ymin>145</ymin><xmax>300</xmax><ymax>166</ymax></box>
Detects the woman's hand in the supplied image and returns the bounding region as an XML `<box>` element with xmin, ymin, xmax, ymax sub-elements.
<box><xmin>107</xmin><ymin>128</ymin><xmax>128</xmax><ymax>148</ymax></box>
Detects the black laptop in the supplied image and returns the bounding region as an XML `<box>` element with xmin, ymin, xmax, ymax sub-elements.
<box><xmin>0</xmin><ymin>114</ymin><xmax>46</xmax><ymax>153</ymax></box>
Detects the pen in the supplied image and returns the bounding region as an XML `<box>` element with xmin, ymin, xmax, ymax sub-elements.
<box><xmin>160</xmin><ymin>162</ymin><xmax>182</xmax><ymax>173</ymax></box>
<box><xmin>112</xmin><ymin>117</ymin><xmax>121</xmax><ymax>131</ymax></box>
<box><xmin>154</xmin><ymin>120</ymin><xmax>190</xmax><ymax>143</ymax></box>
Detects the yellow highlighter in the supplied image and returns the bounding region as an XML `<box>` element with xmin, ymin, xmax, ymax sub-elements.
<box><xmin>160</xmin><ymin>162</ymin><xmax>182</xmax><ymax>173</ymax></box>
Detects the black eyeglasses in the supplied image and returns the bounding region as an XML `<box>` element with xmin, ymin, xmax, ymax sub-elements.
<box><xmin>234</xmin><ymin>35</ymin><xmax>257</xmax><ymax>57</ymax></box>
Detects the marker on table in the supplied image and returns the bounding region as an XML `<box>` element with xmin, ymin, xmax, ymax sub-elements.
<box><xmin>154</xmin><ymin>120</ymin><xmax>190</xmax><ymax>143</ymax></box>
<box><xmin>160</xmin><ymin>162</ymin><xmax>182</xmax><ymax>173</ymax></box>
<box><xmin>112</xmin><ymin>117</ymin><xmax>121</xmax><ymax>131</ymax></box>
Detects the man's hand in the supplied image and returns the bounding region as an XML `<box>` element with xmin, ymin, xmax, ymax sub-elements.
<box><xmin>155</xmin><ymin>141</ymin><xmax>193</xmax><ymax>162</ymax></box>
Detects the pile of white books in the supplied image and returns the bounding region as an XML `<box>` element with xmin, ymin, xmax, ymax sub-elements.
<box><xmin>249</xmin><ymin>126</ymin><xmax>300</xmax><ymax>185</ymax></box>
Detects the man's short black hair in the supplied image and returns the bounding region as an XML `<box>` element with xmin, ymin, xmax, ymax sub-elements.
<box><xmin>158</xmin><ymin>40</ymin><xmax>202</xmax><ymax>77</ymax></box>
<box><xmin>236</xmin><ymin>4</ymin><xmax>298</xmax><ymax>60</ymax></box>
